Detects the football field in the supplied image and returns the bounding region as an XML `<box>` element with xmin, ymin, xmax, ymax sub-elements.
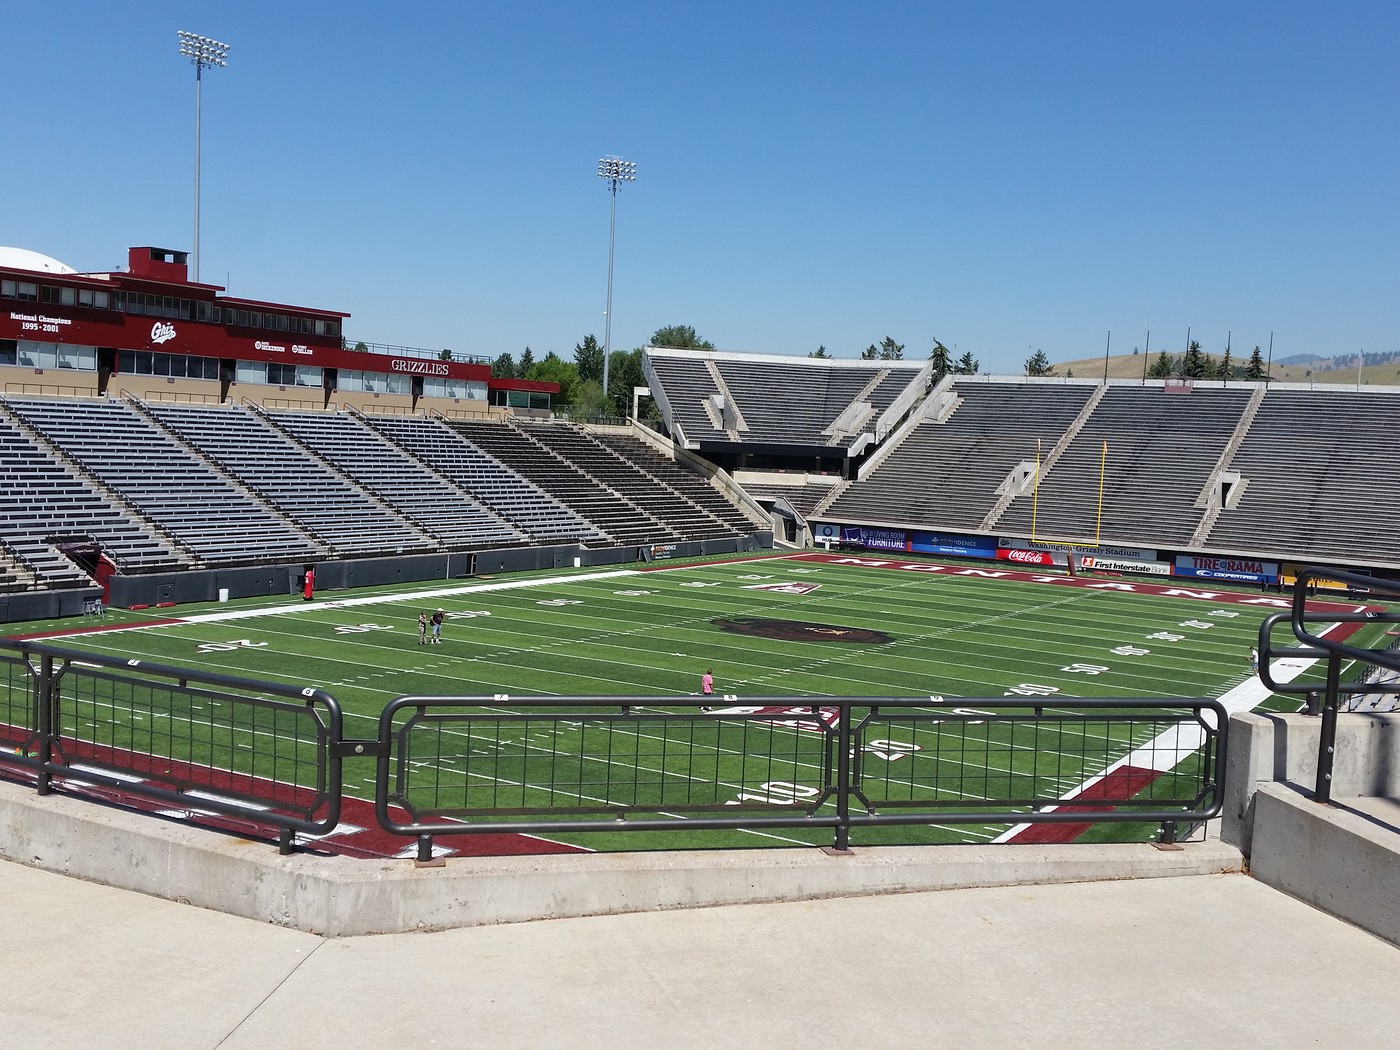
<box><xmin>10</xmin><ymin>550</ymin><xmax>1379</xmax><ymax>853</ymax></box>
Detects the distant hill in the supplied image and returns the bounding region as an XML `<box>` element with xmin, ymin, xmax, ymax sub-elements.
<box><xmin>1046</xmin><ymin>350</ymin><xmax>1400</xmax><ymax>387</ymax></box>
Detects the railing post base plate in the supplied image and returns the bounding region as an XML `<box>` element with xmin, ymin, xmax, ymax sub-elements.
<box><xmin>820</xmin><ymin>845</ymin><xmax>855</xmax><ymax>857</ymax></box>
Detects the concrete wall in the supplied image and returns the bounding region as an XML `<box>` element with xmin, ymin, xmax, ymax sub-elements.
<box><xmin>0</xmin><ymin>778</ymin><xmax>1241</xmax><ymax>937</ymax></box>
<box><xmin>1222</xmin><ymin>711</ymin><xmax>1400</xmax><ymax>854</ymax></box>
<box><xmin>1249</xmin><ymin>783</ymin><xmax>1400</xmax><ymax>946</ymax></box>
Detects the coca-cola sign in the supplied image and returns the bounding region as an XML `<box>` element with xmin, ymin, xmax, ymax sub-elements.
<box><xmin>996</xmin><ymin>548</ymin><xmax>1058</xmax><ymax>566</ymax></box>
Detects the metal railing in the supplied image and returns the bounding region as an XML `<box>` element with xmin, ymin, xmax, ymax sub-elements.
<box><xmin>0</xmin><ymin>638</ymin><xmax>1226</xmax><ymax>855</ymax></box>
<box><xmin>0</xmin><ymin>639</ymin><xmax>343</xmax><ymax>853</ymax></box>
<box><xmin>375</xmin><ymin>695</ymin><xmax>1225</xmax><ymax>858</ymax></box>
<box><xmin>1257</xmin><ymin>568</ymin><xmax>1400</xmax><ymax>802</ymax></box>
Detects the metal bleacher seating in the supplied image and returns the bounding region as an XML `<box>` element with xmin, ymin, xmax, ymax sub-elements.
<box><xmin>645</xmin><ymin>349</ymin><xmax>928</xmax><ymax>450</ymax></box>
<box><xmin>591</xmin><ymin>432</ymin><xmax>761</xmax><ymax>536</ymax></box>
<box><xmin>444</xmin><ymin>419</ymin><xmax>685</xmax><ymax>545</ymax></box>
<box><xmin>146</xmin><ymin>402</ymin><xmax>436</xmax><ymax>558</ymax></box>
<box><xmin>362</xmin><ymin>415</ymin><xmax>611</xmax><ymax>546</ymax></box>
<box><xmin>1204</xmin><ymin>388</ymin><xmax>1400</xmax><ymax>563</ymax></box>
<box><xmin>826</xmin><ymin>381</ymin><xmax>1096</xmax><ymax>530</ymax></box>
<box><xmin>997</xmin><ymin>385</ymin><xmax>1254</xmax><ymax>546</ymax></box>
<box><xmin>1</xmin><ymin>396</ymin><xmax>298</xmax><ymax>572</ymax></box>
<box><xmin>0</xmin><ymin>405</ymin><xmax>190</xmax><ymax>587</ymax></box>
<box><xmin>518</xmin><ymin>423</ymin><xmax>747</xmax><ymax>541</ymax></box>
<box><xmin>263</xmin><ymin>410</ymin><xmax>528</xmax><ymax>550</ymax></box>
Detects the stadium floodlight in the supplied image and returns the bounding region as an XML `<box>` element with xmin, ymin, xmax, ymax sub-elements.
<box><xmin>598</xmin><ymin>156</ymin><xmax>637</xmax><ymax>410</ymax></box>
<box><xmin>177</xmin><ymin>31</ymin><xmax>230</xmax><ymax>283</ymax></box>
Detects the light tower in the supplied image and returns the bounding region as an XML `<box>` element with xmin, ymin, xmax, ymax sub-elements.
<box><xmin>597</xmin><ymin>156</ymin><xmax>636</xmax><ymax>410</ymax></box>
<box><xmin>177</xmin><ymin>31</ymin><xmax>230</xmax><ymax>283</ymax></box>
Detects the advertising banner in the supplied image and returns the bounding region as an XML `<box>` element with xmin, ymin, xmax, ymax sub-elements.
<box><xmin>1080</xmin><ymin>556</ymin><xmax>1172</xmax><ymax>576</ymax></box>
<box><xmin>996</xmin><ymin>547</ymin><xmax>1067</xmax><ymax>567</ymax></box>
<box><xmin>911</xmin><ymin>532</ymin><xmax>996</xmax><ymax>559</ymax></box>
<box><xmin>1175</xmin><ymin>555</ymin><xmax>1280</xmax><ymax>585</ymax></box>
<box><xmin>1000</xmin><ymin>538</ymin><xmax>1158</xmax><ymax>561</ymax></box>
<box><xmin>814</xmin><ymin>524</ymin><xmax>996</xmax><ymax>559</ymax></box>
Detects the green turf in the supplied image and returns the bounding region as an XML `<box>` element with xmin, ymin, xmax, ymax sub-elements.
<box><xmin>5</xmin><ymin>552</ymin><xmax>1379</xmax><ymax>850</ymax></box>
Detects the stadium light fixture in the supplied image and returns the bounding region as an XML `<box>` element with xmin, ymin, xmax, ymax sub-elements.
<box><xmin>598</xmin><ymin>156</ymin><xmax>637</xmax><ymax>409</ymax></box>
<box><xmin>177</xmin><ymin>31</ymin><xmax>230</xmax><ymax>283</ymax></box>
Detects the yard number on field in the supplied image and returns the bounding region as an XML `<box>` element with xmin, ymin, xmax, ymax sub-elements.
<box><xmin>196</xmin><ymin>639</ymin><xmax>267</xmax><ymax>653</ymax></box>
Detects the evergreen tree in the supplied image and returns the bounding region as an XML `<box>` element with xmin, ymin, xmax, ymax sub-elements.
<box><xmin>1245</xmin><ymin>346</ymin><xmax>1267</xmax><ymax>381</ymax></box>
<box><xmin>928</xmin><ymin>340</ymin><xmax>952</xmax><ymax>382</ymax></box>
<box><xmin>809</xmin><ymin>345</ymin><xmax>830</xmax><ymax>359</ymax></box>
<box><xmin>861</xmin><ymin>344</ymin><xmax>880</xmax><ymax>360</ymax></box>
<box><xmin>1214</xmin><ymin>347</ymin><xmax>1234</xmax><ymax>380</ymax></box>
<box><xmin>1148</xmin><ymin>351</ymin><xmax>1174</xmax><ymax>378</ymax></box>
<box><xmin>1182</xmin><ymin>340</ymin><xmax>1208</xmax><ymax>378</ymax></box>
<box><xmin>1024</xmin><ymin>349</ymin><xmax>1056</xmax><ymax>377</ymax></box>
<box><xmin>492</xmin><ymin>352</ymin><xmax>517</xmax><ymax>378</ymax></box>
<box><xmin>519</xmin><ymin>347</ymin><xmax>535</xmax><ymax>374</ymax></box>
<box><xmin>573</xmin><ymin>334</ymin><xmax>603</xmax><ymax>385</ymax></box>
<box><xmin>954</xmin><ymin>351</ymin><xmax>980</xmax><ymax>375</ymax></box>
<box><xmin>879</xmin><ymin>336</ymin><xmax>904</xmax><ymax>361</ymax></box>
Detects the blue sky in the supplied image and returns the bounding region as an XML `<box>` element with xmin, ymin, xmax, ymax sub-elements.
<box><xmin>5</xmin><ymin>2</ymin><xmax>1397</xmax><ymax>372</ymax></box>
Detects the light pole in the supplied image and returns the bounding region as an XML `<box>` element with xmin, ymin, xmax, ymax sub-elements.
<box><xmin>177</xmin><ymin>31</ymin><xmax>230</xmax><ymax>283</ymax></box>
<box><xmin>598</xmin><ymin>156</ymin><xmax>636</xmax><ymax>411</ymax></box>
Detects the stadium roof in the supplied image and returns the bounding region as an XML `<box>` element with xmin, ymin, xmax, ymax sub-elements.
<box><xmin>0</xmin><ymin>246</ymin><xmax>77</xmax><ymax>275</ymax></box>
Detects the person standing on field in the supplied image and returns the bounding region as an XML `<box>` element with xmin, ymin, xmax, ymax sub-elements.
<box><xmin>417</xmin><ymin>611</ymin><xmax>428</xmax><ymax>646</ymax></box>
<box><xmin>701</xmin><ymin>668</ymin><xmax>714</xmax><ymax>711</ymax></box>
<box><xmin>431</xmin><ymin>609</ymin><xmax>445</xmax><ymax>644</ymax></box>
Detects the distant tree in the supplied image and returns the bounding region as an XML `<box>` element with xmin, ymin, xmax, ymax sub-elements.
<box><xmin>650</xmin><ymin>325</ymin><xmax>714</xmax><ymax>350</ymax></box>
<box><xmin>438</xmin><ymin>348</ymin><xmax>453</xmax><ymax>362</ymax></box>
<box><xmin>1066</xmin><ymin>368</ymin><xmax>1075</xmax><ymax>378</ymax></box>
<box><xmin>879</xmin><ymin>336</ymin><xmax>904</xmax><ymax>361</ymax></box>
<box><xmin>1214</xmin><ymin>347</ymin><xmax>1234</xmax><ymax>380</ymax></box>
<box><xmin>606</xmin><ymin>347</ymin><xmax>646</xmax><ymax>415</ymax></box>
<box><xmin>351</xmin><ymin>341</ymin><xmax>369</xmax><ymax>354</ymax></box>
<box><xmin>1148</xmin><ymin>351</ymin><xmax>1174</xmax><ymax>378</ymax></box>
<box><xmin>574</xmin><ymin>334</ymin><xmax>604</xmax><ymax>385</ymax></box>
<box><xmin>860</xmin><ymin>343</ymin><xmax>880</xmax><ymax>360</ymax></box>
<box><xmin>810</xmin><ymin>345</ymin><xmax>830</xmax><ymax>359</ymax></box>
<box><xmin>1182</xmin><ymin>340</ymin><xmax>1208</xmax><ymax>378</ymax></box>
<box><xmin>928</xmin><ymin>339</ymin><xmax>952</xmax><ymax>383</ymax></box>
<box><xmin>526</xmin><ymin>351</ymin><xmax>580</xmax><ymax>406</ymax></box>
<box><xmin>1245</xmin><ymin>345</ymin><xmax>1267</xmax><ymax>381</ymax></box>
<box><xmin>1024</xmin><ymin>349</ymin><xmax>1056</xmax><ymax>377</ymax></box>
<box><xmin>572</xmin><ymin>379</ymin><xmax>613</xmax><ymax>419</ymax></box>
<box><xmin>519</xmin><ymin>347</ymin><xmax>535</xmax><ymax>374</ymax></box>
<box><xmin>492</xmin><ymin>352</ymin><xmax>517</xmax><ymax>378</ymax></box>
<box><xmin>1132</xmin><ymin>347</ymin><xmax>1140</xmax><ymax>356</ymax></box>
<box><xmin>953</xmin><ymin>351</ymin><xmax>979</xmax><ymax>375</ymax></box>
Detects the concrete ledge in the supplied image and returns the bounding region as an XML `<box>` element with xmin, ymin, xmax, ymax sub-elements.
<box><xmin>1250</xmin><ymin>782</ymin><xmax>1400</xmax><ymax>947</ymax></box>
<box><xmin>0</xmin><ymin>779</ymin><xmax>1242</xmax><ymax>936</ymax></box>
<box><xmin>1222</xmin><ymin>711</ymin><xmax>1400</xmax><ymax>853</ymax></box>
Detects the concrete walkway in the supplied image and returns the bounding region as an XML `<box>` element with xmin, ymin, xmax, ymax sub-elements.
<box><xmin>1</xmin><ymin>862</ymin><xmax>1396</xmax><ymax>1050</ymax></box>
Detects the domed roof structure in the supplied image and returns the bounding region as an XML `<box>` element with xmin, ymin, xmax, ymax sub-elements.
<box><xmin>0</xmin><ymin>247</ymin><xmax>78</xmax><ymax>275</ymax></box>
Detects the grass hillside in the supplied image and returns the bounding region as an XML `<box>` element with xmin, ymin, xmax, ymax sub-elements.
<box><xmin>1052</xmin><ymin>351</ymin><xmax>1400</xmax><ymax>386</ymax></box>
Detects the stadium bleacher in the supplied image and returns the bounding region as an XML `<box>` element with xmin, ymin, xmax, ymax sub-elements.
<box><xmin>824</xmin><ymin>381</ymin><xmax>1096</xmax><ymax>530</ymax></box>
<box><xmin>2</xmin><ymin>397</ymin><xmax>309</xmax><ymax>576</ymax></box>
<box><xmin>146</xmin><ymin>401</ymin><xmax>437</xmax><ymax>558</ymax></box>
<box><xmin>262</xmin><ymin>410</ymin><xmax>529</xmax><ymax>550</ymax></box>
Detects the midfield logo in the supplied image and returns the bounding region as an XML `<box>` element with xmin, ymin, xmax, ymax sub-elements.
<box><xmin>740</xmin><ymin>582</ymin><xmax>822</xmax><ymax>595</ymax></box>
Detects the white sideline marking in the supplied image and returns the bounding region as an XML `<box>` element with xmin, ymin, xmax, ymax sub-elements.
<box><xmin>77</xmin><ymin>569</ymin><xmax>645</xmax><ymax>634</ymax></box>
<box><xmin>991</xmin><ymin>631</ymin><xmax>1337</xmax><ymax>842</ymax></box>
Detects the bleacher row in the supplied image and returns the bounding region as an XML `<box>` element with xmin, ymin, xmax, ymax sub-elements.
<box><xmin>819</xmin><ymin>379</ymin><xmax>1400</xmax><ymax>566</ymax></box>
<box><xmin>646</xmin><ymin>350</ymin><xmax>928</xmax><ymax>447</ymax></box>
<box><xmin>0</xmin><ymin>396</ymin><xmax>764</xmax><ymax>592</ymax></box>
